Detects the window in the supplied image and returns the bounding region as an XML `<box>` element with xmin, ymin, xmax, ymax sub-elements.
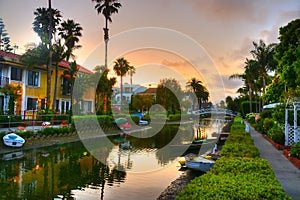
<box><xmin>61</xmin><ymin>77</ymin><xmax>72</xmax><ymax>96</ymax></box>
<box><xmin>82</xmin><ymin>100</ymin><xmax>92</xmax><ymax>113</ymax></box>
<box><xmin>11</xmin><ymin>67</ymin><xmax>22</xmax><ymax>81</ymax></box>
<box><xmin>27</xmin><ymin>97</ymin><xmax>38</xmax><ymax>110</ymax></box>
<box><xmin>28</xmin><ymin>70</ymin><xmax>39</xmax><ymax>86</ymax></box>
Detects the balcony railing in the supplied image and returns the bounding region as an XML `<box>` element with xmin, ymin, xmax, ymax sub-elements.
<box><xmin>0</xmin><ymin>76</ymin><xmax>9</xmax><ymax>87</ymax></box>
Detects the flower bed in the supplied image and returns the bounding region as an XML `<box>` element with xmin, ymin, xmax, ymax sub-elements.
<box><xmin>283</xmin><ymin>149</ymin><xmax>300</xmax><ymax>170</ymax></box>
<box><xmin>262</xmin><ymin>134</ymin><xmax>286</xmax><ymax>150</ymax></box>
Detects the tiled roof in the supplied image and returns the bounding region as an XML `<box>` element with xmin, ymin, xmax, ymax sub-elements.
<box><xmin>0</xmin><ymin>50</ymin><xmax>21</xmax><ymax>59</ymax></box>
<box><xmin>0</xmin><ymin>50</ymin><xmax>93</xmax><ymax>74</ymax></box>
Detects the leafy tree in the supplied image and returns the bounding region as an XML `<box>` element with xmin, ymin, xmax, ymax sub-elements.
<box><xmin>274</xmin><ymin>19</ymin><xmax>300</xmax><ymax>96</ymax></box>
<box><xmin>262</xmin><ymin>75</ymin><xmax>285</xmax><ymax>104</ymax></box>
<box><xmin>0</xmin><ymin>18</ymin><xmax>13</xmax><ymax>52</ymax></box>
<box><xmin>0</xmin><ymin>84</ymin><xmax>21</xmax><ymax>115</ymax></box>
<box><xmin>113</xmin><ymin>57</ymin><xmax>132</xmax><ymax>108</ymax></box>
<box><xmin>132</xmin><ymin>94</ymin><xmax>154</xmax><ymax>113</ymax></box>
<box><xmin>156</xmin><ymin>78</ymin><xmax>183</xmax><ymax>114</ymax></box>
<box><xmin>90</xmin><ymin>65</ymin><xmax>116</xmax><ymax>114</ymax></box>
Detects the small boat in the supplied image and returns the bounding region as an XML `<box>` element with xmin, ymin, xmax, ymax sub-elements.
<box><xmin>119</xmin><ymin>123</ymin><xmax>132</xmax><ymax>130</ymax></box>
<box><xmin>139</xmin><ymin>120</ymin><xmax>149</xmax><ymax>126</ymax></box>
<box><xmin>185</xmin><ymin>153</ymin><xmax>215</xmax><ymax>172</ymax></box>
<box><xmin>2</xmin><ymin>133</ymin><xmax>26</xmax><ymax>147</ymax></box>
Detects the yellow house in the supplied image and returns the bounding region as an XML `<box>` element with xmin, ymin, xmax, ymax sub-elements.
<box><xmin>0</xmin><ymin>50</ymin><xmax>94</xmax><ymax>115</ymax></box>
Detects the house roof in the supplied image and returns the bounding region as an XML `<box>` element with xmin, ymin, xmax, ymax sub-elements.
<box><xmin>0</xmin><ymin>50</ymin><xmax>93</xmax><ymax>74</ymax></box>
<box><xmin>141</xmin><ymin>88</ymin><xmax>157</xmax><ymax>94</ymax></box>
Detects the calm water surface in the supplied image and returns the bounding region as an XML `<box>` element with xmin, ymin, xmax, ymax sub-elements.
<box><xmin>0</xmin><ymin>119</ymin><xmax>226</xmax><ymax>200</ymax></box>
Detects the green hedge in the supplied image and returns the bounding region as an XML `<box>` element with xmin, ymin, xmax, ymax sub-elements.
<box><xmin>177</xmin><ymin>116</ymin><xmax>291</xmax><ymax>200</ymax></box>
<box><xmin>37</xmin><ymin>126</ymin><xmax>72</xmax><ymax>136</ymax></box>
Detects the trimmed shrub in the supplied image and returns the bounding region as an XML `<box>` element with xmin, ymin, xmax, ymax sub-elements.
<box><xmin>177</xmin><ymin>116</ymin><xmax>291</xmax><ymax>200</ymax></box>
<box><xmin>263</xmin><ymin>118</ymin><xmax>275</xmax><ymax>134</ymax></box>
<box><xmin>267</xmin><ymin>125</ymin><xmax>285</xmax><ymax>145</ymax></box>
<box><xmin>290</xmin><ymin>142</ymin><xmax>300</xmax><ymax>159</ymax></box>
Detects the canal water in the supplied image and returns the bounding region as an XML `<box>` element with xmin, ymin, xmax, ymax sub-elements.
<box><xmin>0</xmin><ymin>119</ymin><xmax>226</xmax><ymax>200</ymax></box>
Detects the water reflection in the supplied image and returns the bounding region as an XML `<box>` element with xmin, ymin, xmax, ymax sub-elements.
<box><xmin>0</xmin><ymin>119</ymin><xmax>226</xmax><ymax>199</ymax></box>
<box><xmin>0</xmin><ymin>142</ymin><xmax>126</xmax><ymax>200</ymax></box>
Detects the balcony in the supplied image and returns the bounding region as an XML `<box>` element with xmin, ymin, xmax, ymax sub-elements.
<box><xmin>0</xmin><ymin>76</ymin><xmax>9</xmax><ymax>87</ymax></box>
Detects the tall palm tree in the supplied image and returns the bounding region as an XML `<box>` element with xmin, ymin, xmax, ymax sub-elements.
<box><xmin>58</xmin><ymin>19</ymin><xmax>83</xmax><ymax>61</ymax></box>
<box><xmin>128</xmin><ymin>65</ymin><xmax>135</xmax><ymax>88</ymax></box>
<box><xmin>92</xmin><ymin>0</ymin><xmax>122</xmax><ymax>69</ymax></box>
<box><xmin>113</xmin><ymin>57</ymin><xmax>131</xmax><ymax>108</ymax></box>
<box><xmin>52</xmin><ymin>40</ymin><xmax>66</xmax><ymax>111</ymax></box>
<box><xmin>54</xmin><ymin>19</ymin><xmax>82</xmax><ymax>112</ymax></box>
<box><xmin>186</xmin><ymin>78</ymin><xmax>209</xmax><ymax>110</ymax></box>
<box><xmin>250</xmin><ymin>40</ymin><xmax>276</xmax><ymax>107</ymax></box>
<box><xmin>229</xmin><ymin>59</ymin><xmax>259</xmax><ymax>112</ymax></box>
<box><xmin>33</xmin><ymin>4</ymin><xmax>62</xmax><ymax>109</ymax></box>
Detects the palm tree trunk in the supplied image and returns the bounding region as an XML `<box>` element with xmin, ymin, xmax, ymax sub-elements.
<box><xmin>47</xmin><ymin>0</ymin><xmax>53</xmax><ymax>110</ymax></box>
<box><xmin>52</xmin><ymin>63</ymin><xmax>58</xmax><ymax>112</ymax></box>
<box><xmin>262</xmin><ymin>76</ymin><xmax>266</xmax><ymax>109</ymax></box>
<box><xmin>103</xmin><ymin>19</ymin><xmax>109</xmax><ymax>114</ymax></box>
<box><xmin>249</xmin><ymin>85</ymin><xmax>252</xmax><ymax>113</ymax></box>
<box><xmin>120</xmin><ymin>76</ymin><xmax>123</xmax><ymax>110</ymax></box>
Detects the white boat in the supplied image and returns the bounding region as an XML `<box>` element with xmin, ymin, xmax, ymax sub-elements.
<box><xmin>2</xmin><ymin>133</ymin><xmax>25</xmax><ymax>147</ymax></box>
<box><xmin>185</xmin><ymin>153</ymin><xmax>215</xmax><ymax>172</ymax></box>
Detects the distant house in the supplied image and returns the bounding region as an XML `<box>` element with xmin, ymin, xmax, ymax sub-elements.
<box><xmin>133</xmin><ymin>87</ymin><xmax>157</xmax><ymax>103</ymax></box>
<box><xmin>113</xmin><ymin>83</ymin><xmax>147</xmax><ymax>104</ymax></box>
<box><xmin>0</xmin><ymin>50</ymin><xmax>94</xmax><ymax>115</ymax></box>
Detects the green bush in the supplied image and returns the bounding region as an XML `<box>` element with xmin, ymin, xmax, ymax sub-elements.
<box><xmin>245</xmin><ymin>113</ymin><xmax>256</xmax><ymax>124</ymax></box>
<box><xmin>131</xmin><ymin>116</ymin><xmax>140</xmax><ymax>124</ymax></box>
<box><xmin>0</xmin><ymin>115</ymin><xmax>23</xmax><ymax>127</ymax></box>
<box><xmin>37</xmin><ymin>127</ymin><xmax>72</xmax><ymax>136</ymax></box>
<box><xmin>290</xmin><ymin>142</ymin><xmax>300</xmax><ymax>159</ymax></box>
<box><xmin>263</xmin><ymin>118</ymin><xmax>275</xmax><ymax>134</ymax></box>
<box><xmin>168</xmin><ymin>114</ymin><xmax>181</xmax><ymax>121</ymax></box>
<box><xmin>260</xmin><ymin>109</ymin><xmax>273</xmax><ymax>119</ymax></box>
<box><xmin>267</xmin><ymin>125</ymin><xmax>285</xmax><ymax>145</ymax></box>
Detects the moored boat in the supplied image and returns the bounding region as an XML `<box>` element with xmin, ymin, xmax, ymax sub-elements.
<box><xmin>185</xmin><ymin>153</ymin><xmax>215</xmax><ymax>172</ymax></box>
<box><xmin>2</xmin><ymin>133</ymin><xmax>26</xmax><ymax>147</ymax></box>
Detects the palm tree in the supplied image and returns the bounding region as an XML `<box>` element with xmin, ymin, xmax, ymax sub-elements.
<box><xmin>52</xmin><ymin>40</ymin><xmax>66</xmax><ymax>111</ymax></box>
<box><xmin>33</xmin><ymin>4</ymin><xmax>62</xmax><ymax>109</ymax></box>
<box><xmin>186</xmin><ymin>78</ymin><xmax>209</xmax><ymax>110</ymax></box>
<box><xmin>250</xmin><ymin>40</ymin><xmax>277</xmax><ymax>107</ymax></box>
<box><xmin>229</xmin><ymin>59</ymin><xmax>259</xmax><ymax>112</ymax></box>
<box><xmin>113</xmin><ymin>57</ymin><xmax>131</xmax><ymax>108</ymax></box>
<box><xmin>58</xmin><ymin>19</ymin><xmax>83</xmax><ymax>61</ymax></box>
<box><xmin>53</xmin><ymin>19</ymin><xmax>82</xmax><ymax>112</ymax></box>
<box><xmin>92</xmin><ymin>0</ymin><xmax>122</xmax><ymax>69</ymax></box>
<box><xmin>91</xmin><ymin>65</ymin><xmax>116</xmax><ymax>114</ymax></box>
<box><xmin>128</xmin><ymin>65</ymin><xmax>135</xmax><ymax>89</ymax></box>
<box><xmin>63</xmin><ymin>61</ymin><xmax>79</xmax><ymax>114</ymax></box>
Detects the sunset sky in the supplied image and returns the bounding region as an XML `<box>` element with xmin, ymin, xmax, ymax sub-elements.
<box><xmin>1</xmin><ymin>0</ymin><xmax>299</xmax><ymax>103</ymax></box>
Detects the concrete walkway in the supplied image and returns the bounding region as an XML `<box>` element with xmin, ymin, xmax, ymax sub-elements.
<box><xmin>249</xmin><ymin>125</ymin><xmax>300</xmax><ymax>200</ymax></box>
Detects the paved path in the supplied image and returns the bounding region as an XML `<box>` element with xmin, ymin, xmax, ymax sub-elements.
<box><xmin>249</xmin><ymin>125</ymin><xmax>300</xmax><ymax>200</ymax></box>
